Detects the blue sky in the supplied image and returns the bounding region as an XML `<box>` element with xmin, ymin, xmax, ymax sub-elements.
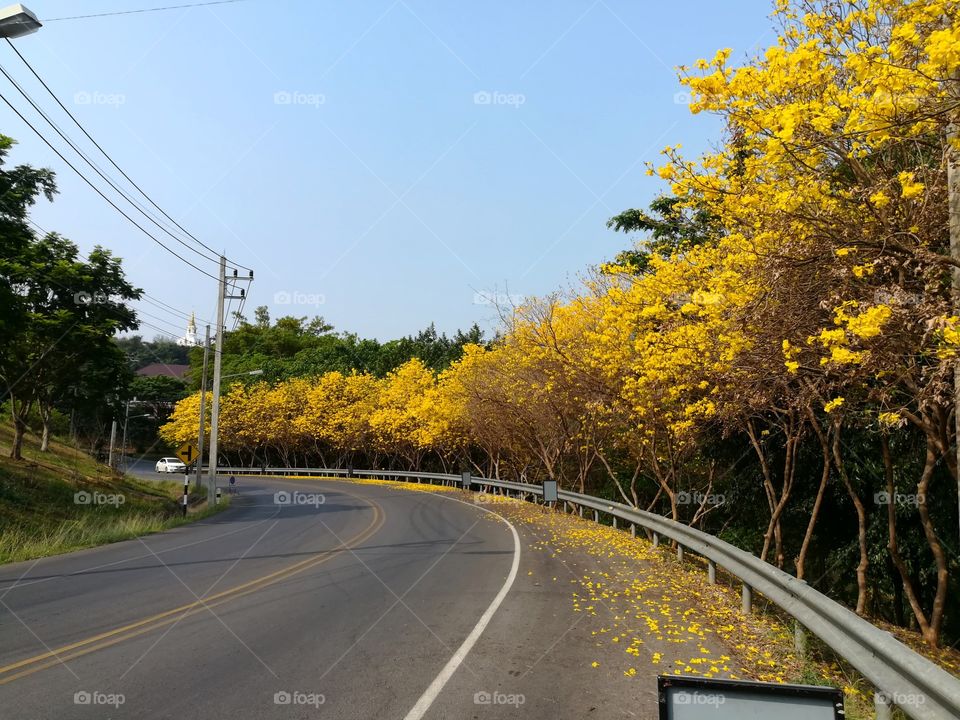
<box><xmin>3</xmin><ymin>0</ymin><xmax>773</xmax><ymax>340</ymax></box>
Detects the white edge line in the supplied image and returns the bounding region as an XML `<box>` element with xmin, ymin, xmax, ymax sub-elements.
<box><xmin>400</xmin><ymin>491</ymin><xmax>521</xmax><ymax>720</ymax></box>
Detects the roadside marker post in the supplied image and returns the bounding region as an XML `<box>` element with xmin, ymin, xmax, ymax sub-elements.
<box><xmin>182</xmin><ymin>474</ymin><xmax>189</xmax><ymax>517</ymax></box>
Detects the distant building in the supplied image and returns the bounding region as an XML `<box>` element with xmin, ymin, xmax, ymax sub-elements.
<box><xmin>176</xmin><ymin>312</ymin><xmax>202</xmax><ymax>347</ymax></box>
<box><xmin>136</xmin><ymin>363</ymin><xmax>191</xmax><ymax>380</ymax></box>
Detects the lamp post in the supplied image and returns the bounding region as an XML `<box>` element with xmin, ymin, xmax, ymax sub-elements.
<box><xmin>120</xmin><ymin>401</ymin><xmax>153</xmax><ymax>473</ymax></box>
<box><xmin>0</xmin><ymin>4</ymin><xmax>40</xmax><ymax>38</ymax></box>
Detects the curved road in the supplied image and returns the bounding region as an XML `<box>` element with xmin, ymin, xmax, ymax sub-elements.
<box><xmin>0</xmin><ymin>478</ymin><xmax>523</xmax><ymax>719</ymax></box>
<box><xmin>1</xmin><ymin>477</ymin><xmax>669</xmax><ymax>719</ymax></box>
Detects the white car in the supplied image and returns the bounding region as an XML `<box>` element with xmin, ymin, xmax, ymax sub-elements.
<box><xmin>156</xmin><ymin>457</ymin><xmax>187</xmax><ymax>473</ymax></box>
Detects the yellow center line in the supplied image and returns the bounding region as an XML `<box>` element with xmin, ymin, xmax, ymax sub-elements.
<box><xmin>0</xmin><ymin>491</ymin><xmax>384</xmax><ymax>685</ymax></box>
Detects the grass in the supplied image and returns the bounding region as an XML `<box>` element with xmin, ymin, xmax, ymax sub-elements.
<box><xmin>0</xmin><ymin>420</ymin><xmax>228</xmax><ymax>565</ymax></box>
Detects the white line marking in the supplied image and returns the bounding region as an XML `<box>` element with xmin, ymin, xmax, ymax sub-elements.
<box><xmin>401</xmin><ymin>492</ymin><xmax>521</xmax><ymax>720</ymax></box>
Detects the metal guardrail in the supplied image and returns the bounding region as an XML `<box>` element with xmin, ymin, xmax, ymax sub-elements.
<box><xmin>209</xmin><ymin>465</ymin><xmax>958</xmax><ymax>719</ymax></box>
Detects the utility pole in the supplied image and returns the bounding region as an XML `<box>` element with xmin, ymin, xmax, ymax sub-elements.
<box><xmin>207</xmin><ymin>257</ymin><xmax>226</xmax><ymax>504</ymax></box>
<box><xmin>206</xmin><ymin>257</ymin><xmax>252</xmax><ymax>503</ymax></box>
<box><xmin>195</xmin><ymin>324</ymin><xmax>210</xmax><ymax>490</ymax></box>
<box><xmin>107</xmin><ymin>419</ymin><xmax>117</xmax><ymax>470</ymax></box>
<box><xmin>119</xmin><ymin>399</ymin><xmax>131</xmax><ymax>473</ymax></box>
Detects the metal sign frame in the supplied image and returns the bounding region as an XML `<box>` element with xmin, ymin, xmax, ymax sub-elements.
<box><xmin>657</xmin><ymin>676</ymin><xmax>844</xmax><ymax>720</ymax></box>
<box><xmin>542</xmin><ymin>479</ymin><xmax>558</xmax><ymax>502</ymax></box>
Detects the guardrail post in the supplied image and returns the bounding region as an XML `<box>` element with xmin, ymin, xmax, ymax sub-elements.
<box><xmin>676</xmin><ymin>545</ymin><xmax>684</xmax><ymax>562</ymax></box>
<box><xmin>794</xmin><ymin>622</ymin><xmax>807</xmax><ymax>657</ymax></box>
<box><xmin>707</xmin><ymin>560</ymin><xmax>716</xmax><ymax>585</ymax></box>
<box><xmin>593</xmin><ymin>509</ymin><xmax>599</xmax><ymax>522</ymax></box>
<box><xmin>652</xmin><ymin>532</ymin><xmax>659</xmax><ymax>548</ymax></box>
<box><xmin>742</xmin><ymin>583</ymin><xmax>752</xmax><ymax>614</ymax></box>
<box><xmin>630</xmin><ymin>523</ymin><xmax>636</xmax><ymax>538</ymax></box>
<box><xmin>874</xmin><ymin>692</ymin><xmax>894</xmax><ymax>720</ymax></box>
<box><xmin>578</xmin><ymin>505</ymin><xmax>583</xmax><ymax>517</ymax></box>
<box><xmin>612</xmin><ymin>516</ymin><xmax>617</xmax><ymax>529</ymax></box>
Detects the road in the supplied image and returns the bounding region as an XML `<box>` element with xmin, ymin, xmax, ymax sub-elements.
<box><xmin>0</xmin><ymin>477</ymin><xmax>651</xmax><ymax>719</ymax></box>
<box><xmin>121</xmin><ymin>457</ymin><xmax>177</xmax><ymax>482</ymax></box>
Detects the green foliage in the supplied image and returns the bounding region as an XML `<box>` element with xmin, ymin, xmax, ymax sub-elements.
<box><xmin>115</xmin><ymin>335</ymin><xmax>190</xmax><ymax>369</ymax></box>
<box><xmin>200</xmin><ymin>306</ymin><xmax>485</xmax><ymax>387</ymax></box>
<box><xmin>605</xmin><ymin>194</ymin><xmax>719</xmax><ymax>274</ymax></box>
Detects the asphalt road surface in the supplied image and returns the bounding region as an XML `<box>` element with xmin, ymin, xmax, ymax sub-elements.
<box><xmin>122</xmin><ymin>457</ymin><xmax>180</xmax><ymax>482</ymax></box>
<box><xmin>0</xmin><ymin>477</ymin><xmax>661</xmax><ymax>719</ymax></box>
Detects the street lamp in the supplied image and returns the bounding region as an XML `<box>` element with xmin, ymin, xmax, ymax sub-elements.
<box><xmin>0</xmin><ymin>4</ymin><xmax>40</xmax><ymax>38</ymax></box>
<box><xmin>222</xmin><ymin>369</ymin><xmax>264</xmax><ymax>380</ymax></box>
<box><xmin>121</xmin><ymin>406</ymin><xmax>154</xmax><ymax>473</ymax></box>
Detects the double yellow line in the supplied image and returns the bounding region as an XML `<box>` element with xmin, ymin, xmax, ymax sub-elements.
<box><xmin>0</xmin><ymin>495</ymin><xmax>384</xmax><ymax>685</ymax></box>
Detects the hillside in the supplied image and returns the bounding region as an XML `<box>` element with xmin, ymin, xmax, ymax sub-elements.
<box><xmin>0</xmin><ymin>421</ymin><xmax>218</xmax><ymax>564</ymax></box>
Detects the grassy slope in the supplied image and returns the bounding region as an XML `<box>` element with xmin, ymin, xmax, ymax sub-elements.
<box><xmin>0</xmin><ymin>421</ymin><xmax>223</xmax><ymax>564</ymax></box>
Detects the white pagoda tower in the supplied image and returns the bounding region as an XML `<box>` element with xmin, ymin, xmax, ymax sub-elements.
<box><xmin>176</xmin><ymin>312</ymin><xmax>201</xmax><ymax>347</ymax></box>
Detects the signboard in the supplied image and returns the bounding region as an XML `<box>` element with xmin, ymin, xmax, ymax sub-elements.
<box><xmin>176</xmin><ymin>443</ymin><xmax>199</xmax><ymax>466</ymax></box>
<box><xmin>542</xmin><ymin>479</ymin><xmax>558</xmax><ymax>502</ymax></box>
<box><xmin>658</xmin><ymin>676</ymin><xmax>843</xmax><ymax>720</ymax></box>
<box><xmin>461</xmin><ymin>471</ymin><xmax>472</xmax><ymax>489</ymax></box>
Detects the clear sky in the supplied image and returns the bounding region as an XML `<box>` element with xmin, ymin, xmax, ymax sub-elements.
<box><xmin>2</xmin><ymin>0</ymin><xmax>773</xmax><ymax>341</ymax></box>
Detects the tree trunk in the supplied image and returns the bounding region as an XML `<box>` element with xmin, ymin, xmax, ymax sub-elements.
<box><xmin>916</xmin><ymin>433</ymin><xmax>949</xmax><ymax>648</ymax></box>
<box><xmin>9</xmin><ymin>394</ymin><xmax>32</xmax><ymax>460</ymax></box>
<box><xmin>882</xmin><ymin>433</ymin><xmax>932</xmax><ymax>639</ymax></box>
<box><xmin>39</xmin><ymin>403</ymin><xmax>52</xmax><ymax>452</ymax></box>
<box><xmin>797</xmin><ymin>408</ymin><xmax>831</xmax><ymax>580</ymax></box>
<box><xmin>832</xmin><ymin>422</ymin><xmax>869</xmax><ymax>615</ymax></box>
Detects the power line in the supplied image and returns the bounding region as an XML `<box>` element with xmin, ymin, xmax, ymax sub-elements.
<box><xmin>137</xmin><ymin>320</ymin><xmax>180</xmax><ymax>339</ymax></box>
<box><xmin>0</xmin><ymin>89</ymin><xmax>221</xmax><ymax>281</ymax></box>
<box><xmin>231</xmin><ymin>293</ymin><xmax>248</xmax><ymax>330</ymax></box>
<box><xmin>141</xmin><ymin>293</ymin><xmax>212</xmax><ymax>325</ymax></box>
<box><xmin>136</xmin><ymin>306</ymin><xmax>193</xmax><ymax>335</ymax></box>
<box><xmin>0</xmin><ymin>60</ymin><xmax>226</xmax><ymax>269</ymax></box>
<box><xmin>4</xmin><ymin>38</ymin><xmax>253</xmax><ymax>274</ymax></box>
<box><xmin>46</xmin><ymin>0</ymin><xmax>249</xmax><ymax>22</ymax></box>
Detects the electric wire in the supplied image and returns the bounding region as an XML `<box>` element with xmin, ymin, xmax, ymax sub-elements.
<box><xmin>46</xmin><ymin>0</ymin><xmax>248</xmax><ymax>22</ymax></box>
<box><xmin>5</xmin><ymin>38</ymin><xmax>253</xmax><ymax>274</ymax></box>
<box><xmin>0</xmin><ymin>89</ymin><xmax>221</xmax><ymax>281</ymax></box>
<box><xmin>0</xmin><ymin>60</ymin><xmax>226</xmax><ymax>269</ymax></box>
